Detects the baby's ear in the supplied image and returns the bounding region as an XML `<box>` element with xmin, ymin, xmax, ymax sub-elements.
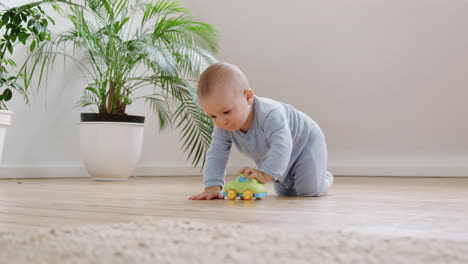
<box><xmin>244</xmin><ymin>88</ymin><xmax>254</xmax><ymax>104</ymax></box>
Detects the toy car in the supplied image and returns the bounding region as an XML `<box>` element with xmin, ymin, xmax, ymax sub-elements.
<box><xmin>222</xmin><ymin>174</ymin><xmax>268</xmax><ymax>200</ymax></box>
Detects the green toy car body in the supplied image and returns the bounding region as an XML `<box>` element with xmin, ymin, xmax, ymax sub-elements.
<box><xmin>222</xmin><ymin>174</ymin><xmax>268</xmax><ymax>200</ymax></box>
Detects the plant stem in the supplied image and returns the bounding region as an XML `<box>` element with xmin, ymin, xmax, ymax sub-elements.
<box><xmin>106</xmin><ymin>80</ymin><xmax>115</xmax><ymax>114</ymax></box>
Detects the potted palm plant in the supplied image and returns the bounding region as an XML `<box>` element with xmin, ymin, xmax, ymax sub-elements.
<box><xmin>24</xmin><ymin>0</ymin><xmax>217</xmax><ymax>180</ymax></box>
<box><xmin>0</xmin><ymin>0</ymin><xmax>72</xmax><ymax>162</ymax></box>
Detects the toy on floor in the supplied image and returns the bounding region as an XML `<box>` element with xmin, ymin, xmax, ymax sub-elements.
<box><xmin>222</xmin><ymin>174</ymin><xmax>268</xmax><ymax>200</ymax></box>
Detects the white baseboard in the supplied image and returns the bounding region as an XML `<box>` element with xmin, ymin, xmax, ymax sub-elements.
<box><xmin>0</xmin><ymin>165</ymin><xmax>88</xmax><ymax>179</ymax></box>
<box><xmin>328</xmin><ymin>164</ymin><xmax>468</xmax><ymax>177</ymax></box>
<box><xmin>0</xmin><ymin>164</ymin><xmax>467</xmax><ymax>179</ymax></box>
<box><xmin>0</xmin><ymin>165</ymin><xmax>243</xmax><ymax>179</ymax></box>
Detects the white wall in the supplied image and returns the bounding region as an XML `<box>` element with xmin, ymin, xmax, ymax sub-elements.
<box><xmin>1</xmin><ymin>0</ymin><xmax>468</xmax><ymax>178</ymax></box>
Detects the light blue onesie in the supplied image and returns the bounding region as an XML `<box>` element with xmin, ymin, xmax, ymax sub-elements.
<box><xmin>203</xmin><ymin>96</ymin><xmax>333</xmax><ymax>196</ymax></box>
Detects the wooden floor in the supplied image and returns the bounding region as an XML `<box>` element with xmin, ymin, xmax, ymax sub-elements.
<box><xmin>0</xmin><ymin>176</ymin><xmax>467</xmax><ymax>240</ymax></box>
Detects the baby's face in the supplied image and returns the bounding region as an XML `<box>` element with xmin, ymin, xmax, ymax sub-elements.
<box><xmin>199</xmin><ymin>85</ymin><xmax>253</xmax><ymax>132</ymax></box>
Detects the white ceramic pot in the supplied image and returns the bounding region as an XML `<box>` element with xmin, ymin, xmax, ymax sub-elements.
<box><xmin>0</xmin><ymin>110</ymin><xmax>13</xmax><ymax>162</ymax></box>
<box><xmin>79</xmin><ymin>114</ymin><xmax>145</xmax><ymax>181</ymax></box>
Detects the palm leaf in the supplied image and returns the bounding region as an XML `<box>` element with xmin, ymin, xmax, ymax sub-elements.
<box><xmin>144</xmin><ymin>94</ymin><xmax>172</xmax><ymax>130</ymax></box>
<box><xmin>159</xmin><ymin>76</ymin><xmax>213</xmax><ymax>167</ymax></box>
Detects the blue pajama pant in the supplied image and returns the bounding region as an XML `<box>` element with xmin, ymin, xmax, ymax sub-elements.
<box><xmin>273</xmin><ymin>130</ymin><xmax>333</xmax><ymax>197</ymax></box>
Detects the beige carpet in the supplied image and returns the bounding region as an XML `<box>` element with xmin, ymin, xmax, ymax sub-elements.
<box><xmin>0</xmin><ymin>218</ymin><xmax>467</xmax><ymax>264</ymax></box>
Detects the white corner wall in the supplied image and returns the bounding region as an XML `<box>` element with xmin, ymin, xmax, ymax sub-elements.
<box><xmin>1</xmin><ymin>0</ymin><xmax>467</xmax><ymax>178</ymax></box>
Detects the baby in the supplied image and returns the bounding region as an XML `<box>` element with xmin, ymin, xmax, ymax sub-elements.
<box><xmin>189</xmin><ymin>62</ymin><xmax>333</xmax><ymax>200</ymax></box>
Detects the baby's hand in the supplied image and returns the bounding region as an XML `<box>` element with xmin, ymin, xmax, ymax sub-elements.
<box><xmin>239</xmin><ymin>167</ymin><xmax>273</xmax><ymax>184</ymax></box>
<box><xmin>189</xmin><ymin>186</ymin><xmax>224</xmax><ymax>200</ymax></box>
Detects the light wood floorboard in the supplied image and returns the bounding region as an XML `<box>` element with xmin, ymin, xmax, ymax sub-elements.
<box><xmin>0</xmin><ymin>176</ymin><xmax>467</xmax><ymax>240</ymax></box>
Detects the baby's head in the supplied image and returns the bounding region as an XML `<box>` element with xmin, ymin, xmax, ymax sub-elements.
<box><xmin>197</xmin><ymin>62</ymin><xmax>254</xmax><ymax>132</ymax></box>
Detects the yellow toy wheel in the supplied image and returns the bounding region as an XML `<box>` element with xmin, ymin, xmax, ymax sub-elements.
<box><xmin>226</xmin><ymin>189</ymin><xmax>238</xmax><ymax>200</ymax></box>
<box><xmin>242</xmin><ymin>190</ymin><xmax>254</xmax><ymax>200</ymax></box>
